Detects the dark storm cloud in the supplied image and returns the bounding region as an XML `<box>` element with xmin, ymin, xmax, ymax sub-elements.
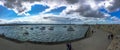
<box><xmin>43</xmin><ymin>16</ymin><xmax>82</xmax><ymax>24</ymax></box>
<box><xmin>94</xmin><ymin>0</ymin><xmax>105</xmax><ymax>3</ymax></box>
<box><xmin>2</xmin><ymin>0</ymin><xmax>42</xmax><ymax>14</ymax></box>
<box><xmin>106</xmin><ymin>0</ymin><xmax>120</xmax><ymax>12</ymax></box>
<box><xmin>67</xmin><ymin>5</ymin><xmax>106</xmax><ymax>18</ymax></box>
<box><xmin>4</xmin><ymin>0</ymin><xmax>42</xmax><ymax>3</ymax></box>
<box><xmin>66</xmin><ymin>0</ymin><xmax>79</xmax><ymax>4</ymax></box>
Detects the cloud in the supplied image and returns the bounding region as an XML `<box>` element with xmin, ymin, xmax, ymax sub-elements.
<box><xmin>1</xmin><ymin>0</ymin><xmax>43</xmax><ymax>15</ymax></box>
<box><xmin>0</xmin><ymin>0</ymin><xmax>120</xmax><ymax>24</ymax></box>
<box><xmin>0</xmin><ymin>0</ymin><xmax>67</xmax><ymax>15</ymax></box>
<box><xmin>66</xmin><ymin>5</ymin><xmax>107</xmax><ymax>18</ymax></box>
<box><xmin>62</xmin><ymin>0</ymin><xmax>120</xmax><ymax>18</ymax></box>
<box><xmin>1</xmin><ymin>0</ymin><xmax>119</xmax><ymax>15</ymax></box>
<box><xmin>66</xmin><ymin>0</ymin><xmax>79</xmax><ymax>4</ymax></box>
<box><xmin>0</xmin><ymin>1</ymin><xmax>3</xmax><ymax>5</ymax></box>
<box><xmin>0</xmin><ymin>19</ymin><xmax>8</xmax><ymax>24</ymax></box>
<box><xmin>7</xmin><ymin>14</ymin><xmax>83</xmax><ymax>24</ymax></box>
<box><xmin>110</xmin><ymin>16</ymin><xmax>120</xmax><ymax>21</ymax></box>
<box><xmin>105</xmin><ymin>0</ymin><xmax>120</xmax><ymax>12</ymax></box>
<box><xmin>0</xmin><ymin>0</ymin><xmax>105</xmax><ymax>14</ymax></box>
<box><xmin>7</xmin><ymin>15</ymin><xmax>57</xmax><ymax>24</ymax></box>
<box><xmin>0</xmin><ymin>14</ymin><xmax>119</xmax><ymax>24</ymax></box>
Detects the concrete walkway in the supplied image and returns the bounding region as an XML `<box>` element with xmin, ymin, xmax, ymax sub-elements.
<box><xmin>72</xmin><ymin>28</ymin><xmax>111</xmax><ymax>50</ymax></box>
<box><xmin>0</xmin><ymin>28</ymin><xmax>111</xmax><ymax>50</ymax></box>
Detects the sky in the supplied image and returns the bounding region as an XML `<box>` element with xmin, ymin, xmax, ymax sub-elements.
<box><xmin>0</xmin><ymin>0</ymin><xmax>120</xmax><ymax>24</ymax></box>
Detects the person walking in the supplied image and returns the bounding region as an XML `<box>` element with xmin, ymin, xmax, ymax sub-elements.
<box><xmin>108</xmin><ymin>33</ymin><xmax>114</xmax><ymax>40</ymax></box>
<box><xmin>66</xmin><ymin>43</ymin><xmax>72</xmax><ymax>50</ymax></box>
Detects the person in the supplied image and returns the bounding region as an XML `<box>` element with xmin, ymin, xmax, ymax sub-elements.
<box><xmin>108</xmin><ymin>33</ymin><xmax>114</xmax><ymax>40</ymax></box>
<box><xmin>66</xmin><ymin>43</ymin><xmax>72</xmax><ymax>50</ymax></box>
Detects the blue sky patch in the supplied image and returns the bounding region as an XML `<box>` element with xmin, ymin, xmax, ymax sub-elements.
<box><xmin>109</xmin><ymin>10</ymin><xmax>120</xmax><ymax>18</ymax></box>
<box><xmin>0</xmin><ymin>5</ymin><xmax>18</xmax><ymax>19</ymax></box>
<box><xmin>99</xmin><ymin>8</ymin><xmax>120</xmax><ymax>18</ymax></box>
<box><xmin>27</xmin><ymin>4</ymin><xmax>49</xmax><ymax>15</ymax></box>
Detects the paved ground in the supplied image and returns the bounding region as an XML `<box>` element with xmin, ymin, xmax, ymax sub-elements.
<box><xmin>72</xmin><ymin>28</ymin><xmax>111</xmax><ymax>50</ymax></box>
<box><xmin>0</xmin><ymin>28</ymin><xmax>111</xmax><ymax>50</ymax></box>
